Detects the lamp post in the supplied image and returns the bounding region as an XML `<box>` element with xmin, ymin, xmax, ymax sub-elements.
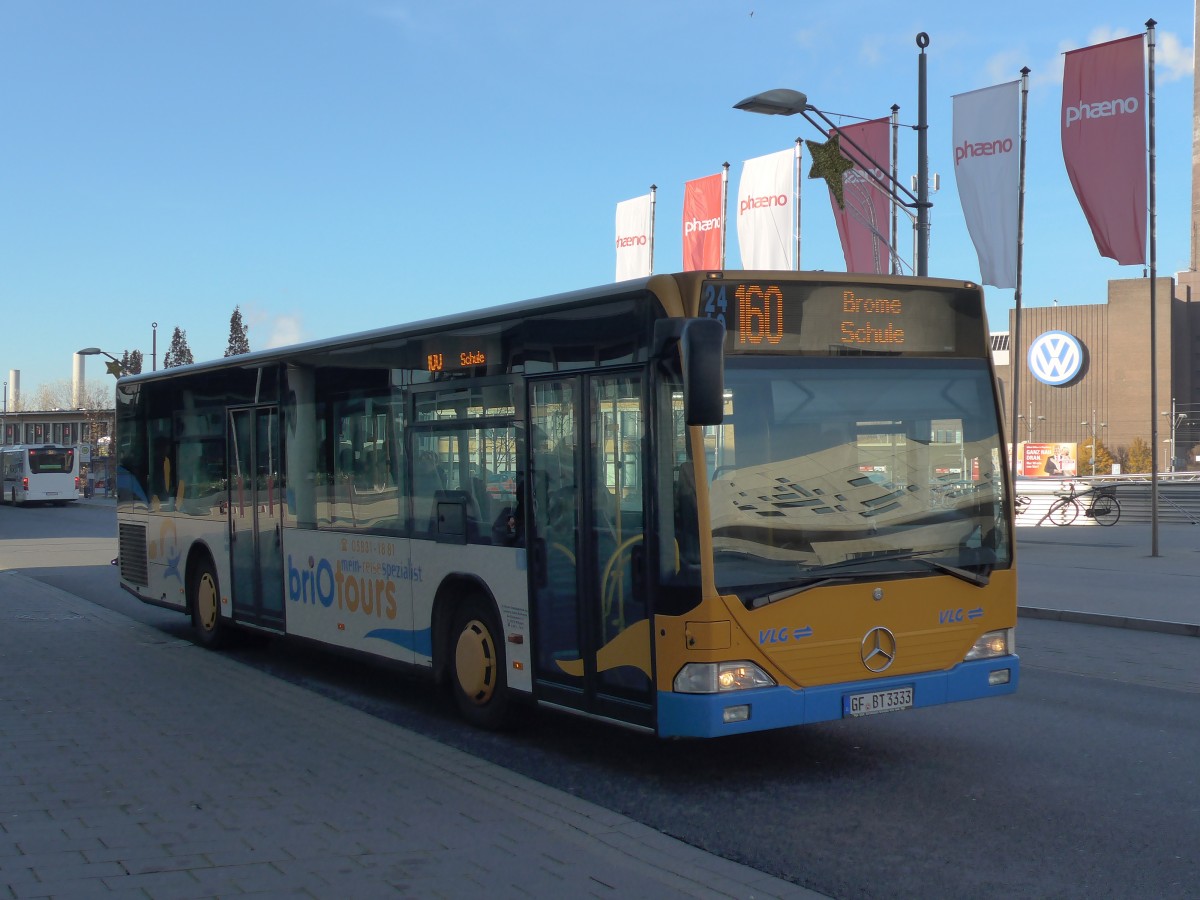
<box><xmin>76</xmin><ymin>348</ymin><xmax>124</xmax><ymax>498</ymax></box>
<box><xmin>152</xmin><ymin>322</ymin><xmax>158</xmax><ymax>372</ymax></box>
<box><xmin>1163</xmin><ymin>405</ymin><xmax>1186</xmax><ymax>472</ymax></box>
<box><xmin>1080</xmin><ymin>410</ymin><xmax>1107</xmax><ymax>477</ymax></box>
<box><xmin>1016</xmin><ymin>400</ymin><xmax>1043</xmax><ymax>442</ymax></box>
<box><xmin>2</xmin><ymin>379</ymin><xmax>6</xmax><ymax>446</ymax></box>
<box><xmin>77</xmin><ymin>347</ymin><xmax>126</xmax><ymax>378</ymax></box>
<box><xmin>733</xmin><ymin>33</ymin><xmax>933</xmax><ymax>276</ymax></box>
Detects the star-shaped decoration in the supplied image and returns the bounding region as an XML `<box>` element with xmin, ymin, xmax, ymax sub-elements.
<box><xmin>805</xmin><ymin>133</ymin><xmax>856</xmax><ymax>210</ymax></box>
<box><xmin>105</xmin><ymin>359</ymin><xmax>124</xmax><ymax>377</ymax></box>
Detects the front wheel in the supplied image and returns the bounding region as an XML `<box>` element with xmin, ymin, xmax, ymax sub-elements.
<box><xmin>1091</xmin><ymin>497</ymin><xmax>1121</xmax><ymax>526</ymax></box>
<box><xmin>1048</xmin><ymin>498</ymin><xmax>1078</xmax><ymax>526</ymax></box>
<box><xmin>450</xmin><ymin>596</ymin><xmax>510</xmax><ymax>729</ymax></box>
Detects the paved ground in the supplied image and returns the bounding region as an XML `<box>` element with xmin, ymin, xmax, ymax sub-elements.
<box><xmin>1016</xmin><ymin>520</ymin><xmax>1200</xmax><ymax>635</ymax></box>
<box><xmin>2</xmin><ymin>501</ymin><xmax>1197</xmax><ymax>898</ymax></box>
<box><xmin>0</xmin><ymin>570</ymin><xmax>820</xmax><ymax>899</ymax></box>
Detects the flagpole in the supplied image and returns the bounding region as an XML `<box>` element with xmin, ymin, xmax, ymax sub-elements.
<box><xmin>721</xmin><ymin>162</ymin><xmax>730</xmax><ymax>269</ymax></box>
<box><xmin>1010</xmin><ymin>67</ymin><xmax>1031</xmax><ymax>488</ymax></box>
<box><xmin>649</xmin><ymin>184</ymin><xmax>657</xmax><ymax>276</ymax></box>
<box><xmin>794</xmin><ymin>138</ymin><xmax>803</xmax><ymax>270</ymax></box>
<box><xmin>1147</xmin><ymin>19</ymin><xmax>1159</xmax><ymax>556</ymax></box>
<box><xmin>890</xmin><ymin>104</ymin><xmax>900</xmax><ymax>275</ymax></box>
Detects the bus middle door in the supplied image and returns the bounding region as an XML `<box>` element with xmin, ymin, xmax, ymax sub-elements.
<box><xmin>228</xmin><ymin>406</ymin><xmax>285</xmax><ymax>631</ymax></box>
<box><xmin>528</xmin><ymin>373</ymin><xmax>653</xmax><ymax>729</ymax></box>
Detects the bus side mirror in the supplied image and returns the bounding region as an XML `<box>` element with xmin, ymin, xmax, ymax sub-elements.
<box><xmin>654</xmin><ymin>318</ymin><xmax>725</xmax><ymax>426</ymax></box>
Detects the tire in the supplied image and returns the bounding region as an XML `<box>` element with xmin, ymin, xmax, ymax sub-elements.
<box><xmin>450</xmin><ymin>596</ymin><xmax>510</xmax><ymax>729</ymax></box>
<box><xmin>189</xmin><ymin>557</ymin><xmax>229</xmax><ymax>649</ymax></box>
<box><xmin>1048</xmin><ymin>498</ymin><xmax>1078</xmax><ymax>526</ymax></box>
<box><xmin>1092</xmin><ymin>497</ymin><xmax>1121</xmax><ymax>526</ymax></box>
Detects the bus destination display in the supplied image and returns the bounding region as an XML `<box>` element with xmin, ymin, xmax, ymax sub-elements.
<box><xmin>701</xmin><ymin>281</ymin><xmax>973</xmax><ymax>355</ymax></box>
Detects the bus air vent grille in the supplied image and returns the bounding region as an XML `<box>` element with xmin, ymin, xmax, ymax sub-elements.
<box><xmin>118</xmin><ymin>523</ymin><xmax>149</xmax><ymax>587</ymax></box>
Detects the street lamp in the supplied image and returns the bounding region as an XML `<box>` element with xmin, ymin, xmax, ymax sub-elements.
<box><xmin>1016</xmin><ymin>400</ymin><xmax>1044</xmax><ymax>441</ymax></box>
<box><xmin>732</xmin><ymin>33</ymin><xmax>933</xmax><ymax>275</ymax></box>
<box><xmin>76</xmin><ymin>348</ymin><xmax>124</xmax><ymax>498</ymax></box>
<box><xmin>1162</xmin><ymin>408</ymin><xmax>1186</xmax><ymax>472</ymax></box>
<box><xmin>1080</xmin><ymin>410</ymin><xmax>1107</xmax><ymax>476</ymax></box>
<box><xmin>77</xmin><ymin>347</ymin><xmax>126</xmax><ymax>378</ymax></box>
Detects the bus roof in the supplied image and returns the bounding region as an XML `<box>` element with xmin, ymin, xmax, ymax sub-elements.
<box><xmin>116</xmin><ymin>270</ymin><xmax>980</xmax><ymax>386</ymax></box>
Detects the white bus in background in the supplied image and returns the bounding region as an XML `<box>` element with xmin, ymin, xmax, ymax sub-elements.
<box><xmin>1</xmin><ymin>444</ymin><xmax>81</xmax><ymax>505</ymax></box>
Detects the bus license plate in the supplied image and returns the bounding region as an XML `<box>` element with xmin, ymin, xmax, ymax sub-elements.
<box><xmin>844</xmin><ymin>686</ymin><xmax>913</xmax><ymax>717</ymax></box>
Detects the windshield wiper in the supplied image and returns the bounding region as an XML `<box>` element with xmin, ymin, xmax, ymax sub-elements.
<box><xmin>746</xmin><ymin>576</ymin><xmax>856</xmax><ymax>608</ymax></box>
<box><xmin>743</xmin><ymin>550</ymin><xmax>991</xmax><ymax>607</ymax></box>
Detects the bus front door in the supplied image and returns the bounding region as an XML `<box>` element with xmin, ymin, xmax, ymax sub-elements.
<box><xmin>228</xmin><ymin>406</ymin><xmax>285</xmax><ymax>631</ymax></box>
<box><xmin>528</xmin><ymin>374</ymin><xmax>653</xmax><ymax>729</ymax></box>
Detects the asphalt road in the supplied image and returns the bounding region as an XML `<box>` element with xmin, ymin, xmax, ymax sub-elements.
<box><xmin>3</xmin><ymin>501</ymin><xmax>1198</xmax><ymax>899</ymax></box>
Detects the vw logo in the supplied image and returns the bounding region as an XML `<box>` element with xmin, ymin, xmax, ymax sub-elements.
<box><xmin>860</xmin><ymin>626</ymin><xmax>897</xmax><ymax>673</ymax></box>
<box><xmin>1028</xmin><ymin>331</ymin><xmax>1084</xmax><ymax>386</ymax></box>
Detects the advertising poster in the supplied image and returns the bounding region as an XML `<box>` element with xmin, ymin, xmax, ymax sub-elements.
<box><xmin>1021</xmin><ymin>442</ymin><xmax>1078</xmax><ymax>478</ymax></box>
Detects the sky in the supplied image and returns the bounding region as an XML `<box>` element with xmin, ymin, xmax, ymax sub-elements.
<box><xmin>0</xmin><ymin>0</ymin><xmax>1195</xmax><ymax>402</ymax></box>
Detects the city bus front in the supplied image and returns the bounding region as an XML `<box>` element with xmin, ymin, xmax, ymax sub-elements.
<box><xmin>656</xmin><ymin>275</ymin><xmax>1018</xmax><ymax>737</ymax></box>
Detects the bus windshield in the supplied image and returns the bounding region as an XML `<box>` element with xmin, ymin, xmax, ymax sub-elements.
<box><xmin>707</xmin><ymin>356</ymin><xmax>1010</xmax><ymax>601</ymax></box>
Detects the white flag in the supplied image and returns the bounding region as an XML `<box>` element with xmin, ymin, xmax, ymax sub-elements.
<box><xmin>952</xmin><ymin>81</ymin><xmax>1020</xmax><ymax>288</ymax></box>
<box><xmin>615</xmin><ymin>193</ymin><xmax>654</xmax><ymax>281</ymax></box>
<box><xmin>736</xmin><ymin>148</ymin><xmax>795</xmax><ymax>270</ymax></box>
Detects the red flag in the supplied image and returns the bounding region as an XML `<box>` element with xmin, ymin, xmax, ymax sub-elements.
<box><xmin>1061</xmin><ymin>34</ymin><xmax>1146</xmax><ymax>265</ymax></box>
<box><xmin>682</xmin><ymin>173</ymin><xmax>724</xmax><ymax>271</ymax></box>
<box><xmin>826</xmin><ymin>118</ymin><xmax>892</xmax><ymax>274</ymax></box>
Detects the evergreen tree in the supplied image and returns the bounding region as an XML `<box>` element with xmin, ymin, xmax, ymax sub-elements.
<box><xmin>162</xmin><ymin>327</ymin><xmax>194</xmax><ymax>368</ymax></box>
<box><xmin>224</xmin><ymin>306</ymin><xmax>251</xmax><ymax>357</ymax></box>
<box><xmin>120</xmin><ymin>349</ymin><xmax>144</xmax><ymax>375</ymax></box>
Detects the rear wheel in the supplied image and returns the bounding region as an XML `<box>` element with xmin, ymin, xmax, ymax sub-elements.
<box><xmin>450</xmin><ymin>596</ymin><xmax>510</xmax><ymax>729</ymax></box>
<box><xmin>190</xmin><ymin>557</ymin><xmax>229</xmax><ymax>649</ymax></box>
<box><xmin>1048</xmin><ymin>498</ymin><xmax>1078</xmax><ymax>526</ymax></box>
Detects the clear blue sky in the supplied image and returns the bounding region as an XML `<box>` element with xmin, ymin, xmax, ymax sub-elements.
<box><xmin>0</xmin><ymin>1</ymin><xmax>1194</xmax><ymax>401</ymax></box>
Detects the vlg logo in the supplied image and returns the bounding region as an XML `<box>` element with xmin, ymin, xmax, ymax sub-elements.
<box><xmin>1028</xmin><ymin>331</ymin><xmax>1084</xmax><ymax>386</ymax></box>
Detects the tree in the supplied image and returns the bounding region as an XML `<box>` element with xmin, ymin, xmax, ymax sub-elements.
<box><xmin>1123</xmin><ymin>437</ymin><xmax>1154</xmax><ymax>474</ymax></box>
<box><xmin>224</xmin><ymin>306</ymin><xmax>251</xmax><ymax>357</ymax></box>
<box><xmin>31</xmin><ymin>379</ymin><xmax>74</xmax><ymax>410</ymax></box>
<box><xmin>1080</xmin><ymin>438</ymin><xmax>1115</xmax><ymax>476</ymax></box>
<box><xmin>120</xmin><ymin>349</ymin><xmax>144</xmax><ymax>375</ymax></box>
<box><xmin>162</xmin><ymin>327</ymin><xmax>194</xmax><ymax>368</ymax></box>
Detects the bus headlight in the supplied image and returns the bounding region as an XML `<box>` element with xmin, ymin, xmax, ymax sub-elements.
<box><xmin>964</xmin><ymin>628</ymin><xmax>1012</xmax><ymax>661</ymax></box>
<box><xmin>673</xmin><ymin>661</ymin><xmax>776</xmax><ymax>694</ymax></box>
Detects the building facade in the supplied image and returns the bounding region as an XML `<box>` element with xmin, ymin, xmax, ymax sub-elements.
<box><xmin>993</xmin><ymin>276</ymin><xmax>1200</xmax><ymax>475</ymax></box>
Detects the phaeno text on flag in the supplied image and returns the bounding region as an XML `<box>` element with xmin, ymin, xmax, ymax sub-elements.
<box><xmin>954</xmin><ymin>138</ymin><xmax>1014</xmax><ymax>166</ymax></box>
<box><xmin>1063</xmin><ymin>96</ymin><xmax>1139</xmax><ymax>128</ymax></box>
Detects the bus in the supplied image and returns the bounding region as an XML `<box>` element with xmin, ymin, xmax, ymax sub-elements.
<box><xmin>2</xmin><ymin>444</ymin><xmax>81</xmax><ymax>505</ymax></box>
<box><xmin>113</xmin><ymin>271</ymin><xmax>1018</xmax><ymax>737</ymax></box>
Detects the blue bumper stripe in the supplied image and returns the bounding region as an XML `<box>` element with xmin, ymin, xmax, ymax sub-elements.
<box><xmin>656</xmin><ymin>655</ymin><xmax>1019</xmax><ymax>738</ymax></box>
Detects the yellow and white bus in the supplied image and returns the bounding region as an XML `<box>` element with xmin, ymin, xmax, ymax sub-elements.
<box><xmin>2</xmin><ymin>444</ymin><xmax>81</xmax><ymax>505</ymax></box>
<box><xmin>114</xmin><ymin>271</ymin><xmax>1018</xmax><ymax>737</ymax></box>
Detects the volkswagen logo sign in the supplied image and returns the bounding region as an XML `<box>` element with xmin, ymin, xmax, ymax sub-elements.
<box><xmin>860</xmin><ymin>627</ymin><xmax>897</xmax><ymax>673</ymax></box>
<box><xmin>1028</xmin><ymin>331</ymin><xmax>1084</xmax><ymax>386</ymax></box>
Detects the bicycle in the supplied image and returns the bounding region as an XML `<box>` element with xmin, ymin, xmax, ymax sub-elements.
<box><xmin>1045</xmin><ymin>482</ymin><xmax>1121</xmax><ymax>526</ymax></box>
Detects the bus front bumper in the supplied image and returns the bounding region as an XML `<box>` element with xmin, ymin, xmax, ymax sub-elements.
<box><xmin>656</xmin><ymin>655</ymin><xmax>1019</xmax><ymax>738</ymax></box>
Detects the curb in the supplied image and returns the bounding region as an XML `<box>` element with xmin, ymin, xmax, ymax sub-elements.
<box><xmin>1018</xmin><ymin>605</ymin><xmax>1200</xmax><ymax>637</ymax></box>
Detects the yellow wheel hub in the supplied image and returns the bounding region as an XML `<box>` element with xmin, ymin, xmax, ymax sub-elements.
<box><xmin>455</xmin><ymin>619</ymin><xmax>496</xmax><ymax>705</ymax></box>
<box><xmin>196</xmin><ymin>574</ymin><xmax>219</xmax><ymax>632</ymax></box>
